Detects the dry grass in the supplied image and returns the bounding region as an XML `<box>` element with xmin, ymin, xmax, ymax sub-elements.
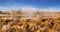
<box><xmin>0</xmin><ymin>12</ymin><xmax>60</xmax><ymax>32</ymax></box>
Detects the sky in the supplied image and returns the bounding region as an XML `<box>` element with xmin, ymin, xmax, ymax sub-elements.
<box><xmin>0</xmin><ymin>0</ymin><xmax>60</xmax><ymax>11</ymax></box>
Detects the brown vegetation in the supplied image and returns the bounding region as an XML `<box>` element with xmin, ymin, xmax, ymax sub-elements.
<box><xmin>0</xmin><ymin>11</ymin><xmax>60</xmax><ymax>32</ymax></box>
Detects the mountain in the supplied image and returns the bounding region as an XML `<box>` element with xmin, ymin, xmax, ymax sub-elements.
<box><xmin>0</xmin><ymin>7</ymin><xmax>60</xmax><ymax>19</ymax></box>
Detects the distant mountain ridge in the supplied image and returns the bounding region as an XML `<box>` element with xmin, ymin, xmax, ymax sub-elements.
<box><xmin>0</xmin><ymin>10</ymin><xmax>60</xmax><ymax>19</ymax></box>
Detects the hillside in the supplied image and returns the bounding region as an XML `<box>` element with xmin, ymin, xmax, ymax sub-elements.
<box><xmin>0</xmin><ymin>11</ymin><xmax>60</xmax><ymax>32</ymax></box>
<box><xmin>0</xmin><ymin>11</ymin><xmax>60</xmax><ymax>19</ymax></box>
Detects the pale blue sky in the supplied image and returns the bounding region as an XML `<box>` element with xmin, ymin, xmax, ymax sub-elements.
<box><xmin>0</xmin><ymin>0</ymin><xmax>60</xmax><ymax>11</ymax></box>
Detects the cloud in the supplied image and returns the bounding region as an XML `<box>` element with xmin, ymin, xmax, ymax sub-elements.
<box><xmin>38</xmin><ymin>7</ymin><xmax>60</xmax><ymax>12</ymax></box>
<box><xmin>0</xmin><ymin>6</ymin><xmax>60</xmax><ymax>12</ymax></box>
